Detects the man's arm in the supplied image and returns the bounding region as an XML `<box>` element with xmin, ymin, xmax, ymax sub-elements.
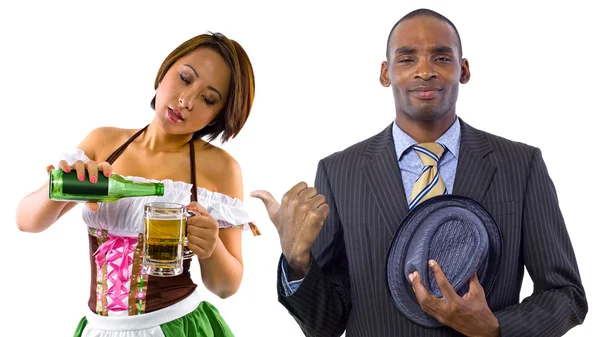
<box><xmin>277</xmin><ymin>159</ymin><xmax>352</xmax><ymax>337</ymax></box>
<box><xmin>494</xmin><ymin>148</ymin><xmax>588</xmax><ymax>336</ymax></box>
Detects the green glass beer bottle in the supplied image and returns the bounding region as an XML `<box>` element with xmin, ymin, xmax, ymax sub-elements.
<box><xmin>48</xmin><ymin>169</ymin><xmax>164</xmax><ymax>202</ymax></box>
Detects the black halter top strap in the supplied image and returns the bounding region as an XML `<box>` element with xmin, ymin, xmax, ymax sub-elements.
<box><xmin>105</xmin><ymin>125</ymin><xmax>198</xmax><ymax>202</ymax></box>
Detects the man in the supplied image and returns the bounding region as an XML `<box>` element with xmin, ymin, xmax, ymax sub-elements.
<box><xmin>251</xmin><ymin>8</ymin><xmax>587</xmax><ymax>337</ymax></box>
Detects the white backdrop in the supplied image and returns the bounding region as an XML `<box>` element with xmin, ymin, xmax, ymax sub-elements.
<box><xmin>0</xmin><ymin>1</ymin><xmax>597</xmax><ymax>336</ymax></box>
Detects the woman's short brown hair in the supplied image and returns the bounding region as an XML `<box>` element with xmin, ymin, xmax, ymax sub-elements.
<box><xmin>151</xmin><ymin>32</ymin><xmax>255</xmax><ymax>143</ymax></box>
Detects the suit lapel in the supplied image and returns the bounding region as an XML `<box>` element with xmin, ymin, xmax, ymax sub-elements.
<box><xmin>363</xmin><ymin>123</ymin><xmax>409</xmax><ymax>236</ymax></box>
<box><xmin>453</xmin><ymin>118</ymin><xmax>496</xmax><ymax>204</ymax></box>
<box><xmin>361</xmin><ymin>119</ymin><xmax>496</xmax><ymax>236</ymax></box>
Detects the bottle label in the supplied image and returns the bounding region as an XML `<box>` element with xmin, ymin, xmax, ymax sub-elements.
<box><xmin>62</xmin><ymin>171</ymin><xmax>109</xmax><ymax>195</ymax></box>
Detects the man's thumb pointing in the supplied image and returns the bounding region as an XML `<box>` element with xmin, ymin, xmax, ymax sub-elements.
<box><xmin>250</xmin><ymin>190</ymin><xmax>280</xmax><ymax>215</ymax></box>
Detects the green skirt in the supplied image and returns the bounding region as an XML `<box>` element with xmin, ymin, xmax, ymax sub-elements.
<box><xmin>73</xmin><ymin>301</ymin><xmax>234</xmax><ymax>337</ymax></box>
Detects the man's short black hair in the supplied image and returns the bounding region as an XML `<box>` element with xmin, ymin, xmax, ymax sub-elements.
<box><xmin>386</xmin><ymin>8</ymin><xmax>463</xmax><ymax>60</ymax></box>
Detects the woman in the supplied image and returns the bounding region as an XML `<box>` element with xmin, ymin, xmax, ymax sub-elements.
<box><xmin>16</xmin><ymin>32</ymin><xmax>258</xmax><ymax>336</ymax></box>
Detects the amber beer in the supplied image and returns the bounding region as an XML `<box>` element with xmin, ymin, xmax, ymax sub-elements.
<box><xmin>143</xmin><ymin>202</ymin><xmax>186</xmax><ymax>277</ymax></box>
<box><xmin>145</xmin><ymin>218</ymin><xmax>184</xmax><ymax>261</ymax></box>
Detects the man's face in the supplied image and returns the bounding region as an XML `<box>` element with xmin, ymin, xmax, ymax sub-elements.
<box><xmin>380</xmin><ymin>16</ymin><xmax>469</xmax><ymax>121</ymax></box>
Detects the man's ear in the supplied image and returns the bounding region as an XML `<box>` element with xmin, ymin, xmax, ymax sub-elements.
<box><xmin>460</xmin><ymin>58</ymin><xmax>470</xmax><ymax>84</ymax></box>
<box><xmin>380</xmin><ymin>61</ymin><xmax>391</xmax><ymax>87</ymax></box>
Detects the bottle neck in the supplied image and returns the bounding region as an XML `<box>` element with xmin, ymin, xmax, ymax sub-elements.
<box><xmin>108</xmin><ymin>175</ymin><xmax>165</xmax><ymax>197</ymax></box>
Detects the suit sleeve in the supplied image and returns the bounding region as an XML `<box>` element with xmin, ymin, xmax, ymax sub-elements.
<box><xmin>276</xmin><ymin>159</ymin><xmax>351</xmax><ymax>337</ymax></box>
<box><xmin>495</xmin><ymin>148</ymin><xmax>588</xmax><ymax>336</ymax></box>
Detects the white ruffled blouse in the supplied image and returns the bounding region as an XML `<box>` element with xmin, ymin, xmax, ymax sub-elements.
<box><xmin>58</xmin><ymin>148</ymin><xmax>255</xmax><ymax>235</ymax></box>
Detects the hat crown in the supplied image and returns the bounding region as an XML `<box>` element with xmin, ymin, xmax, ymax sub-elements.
<box><xmin>403</xmin><ymin>206</ymin><xmax>490</xmax><ymax>298</ymax></box>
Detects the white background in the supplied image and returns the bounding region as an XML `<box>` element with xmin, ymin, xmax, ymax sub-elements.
<box><xmin>0</xmin><ymin>1</ymin><xmax>597</xmax><ymax>336</ymax></box>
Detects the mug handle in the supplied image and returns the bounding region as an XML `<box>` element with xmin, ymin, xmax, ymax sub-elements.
<box><xmin>183</xmin><ymin>210</ymin><xmax>205</xmax><ymax>260</ymax></box>
<box><xmin>183</xmin><ymin>210</ymin><xmax>196</xmax><ymax>260</ymax></box>
<box><xmin>182</xmin><ymin>206</ymin><xmax>214</xmax><ymax>260</ymax></box>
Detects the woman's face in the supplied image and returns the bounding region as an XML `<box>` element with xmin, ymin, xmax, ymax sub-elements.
<box><xmin>154</xmin><ymin>47</ymin><xmax>231</xmax><ymax>136</ymax></box>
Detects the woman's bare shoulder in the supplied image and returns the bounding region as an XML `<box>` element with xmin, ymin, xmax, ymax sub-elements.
<box><xmin>77</xmin><ymin>126</ymin><xmax>144</xmax><ymax>161</ymax></box>
<box><xmin>194</xmin><ymin>140</ymin><xmax>243</xmax><ymax>199</ymax></box>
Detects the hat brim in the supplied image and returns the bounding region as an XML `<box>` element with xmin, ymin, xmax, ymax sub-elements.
<box><xmin>386</xmin><ymin>195</ymin><xmax>502</xmax><ymax>328</ymax></box>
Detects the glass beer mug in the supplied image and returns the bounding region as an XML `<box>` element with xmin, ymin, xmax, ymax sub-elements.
<box><xmin>142</xmin><ymin>202</ymin><xmax>190</xmax><ymax>277</ymax></box>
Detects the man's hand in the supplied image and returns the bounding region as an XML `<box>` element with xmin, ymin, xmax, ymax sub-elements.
<box><xmin>410</xmin><ymin>260</ymin><xmax>500</xmax><ymax>337</ymax></box>
<box><xmin>251</xmin><ymin>182</ymin><xmax>329</xmax><ymax>278</ymax></box>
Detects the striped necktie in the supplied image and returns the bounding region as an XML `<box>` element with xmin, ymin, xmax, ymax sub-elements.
<box><xmin>409</xmin><ymin>142</ymin><xmax>447</xmax><ymax>210</ymax></box>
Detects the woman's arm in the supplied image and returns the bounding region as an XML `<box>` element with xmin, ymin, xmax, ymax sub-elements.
<box><xmin>15</xmin><ymin>127</ymin><xmax>107</xmax><ymax>232</ymax></box>
<box><xmin>16</xmin><ymin>182</ymin><xmax>79</xmax><ymax>233</ymax></box>
<box><xmin>197</xmin><ymin>152</ymin><xmax>244</xmax><ymax>299</ymax></box>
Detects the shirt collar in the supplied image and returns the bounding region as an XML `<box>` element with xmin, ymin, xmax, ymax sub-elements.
<box><xmin>392</xmin><ymin>117</ymin><xmax>461</xmax><ymax>161</ymax></box>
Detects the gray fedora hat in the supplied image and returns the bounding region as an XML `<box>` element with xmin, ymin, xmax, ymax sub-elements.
<box><xmin>386</xmin><ymin>195</ymin><xmax>502</xmax><ymax>328</ymax></box>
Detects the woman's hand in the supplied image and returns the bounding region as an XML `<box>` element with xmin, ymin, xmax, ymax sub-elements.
<box><xmin>55</xmin><ymin>159</ymin><xmax>113</xmax><ymax>212</ymax></box>
<box><xmin>185</xmin><ymin>201</ymin><xmax>219</xmax><ymax>259</ymax></box>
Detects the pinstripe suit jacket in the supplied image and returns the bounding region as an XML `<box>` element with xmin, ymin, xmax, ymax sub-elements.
<box><xmin>277</xmin><ymin>118</ymin><xmax>587</xmax><ymax>337</ymax></box>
